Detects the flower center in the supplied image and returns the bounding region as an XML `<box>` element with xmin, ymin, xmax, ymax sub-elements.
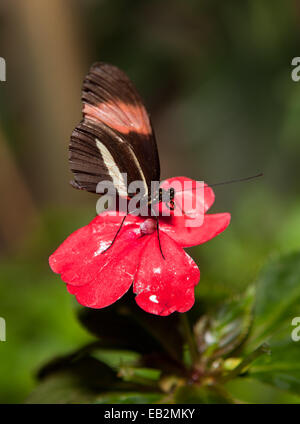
<box><xmin>140</xmin><ymin>218</ymin><xmax>156</xmax><ymax>236</ymax></box>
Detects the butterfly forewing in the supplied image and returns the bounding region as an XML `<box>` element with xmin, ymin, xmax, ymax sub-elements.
<box><xmin>69</xmin><ymin>63</ymin><xmax>160</xmax><ymax>198</ymax></box>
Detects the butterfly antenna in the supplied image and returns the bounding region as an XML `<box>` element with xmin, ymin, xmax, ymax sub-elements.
<box><xmin>174</xmin><ymin>172</ymin><xmax>263</xmax><ymax>194</ymax></box>
<box><xmin>209</xmin><ymin>172</ymin><xmax>263</xmax><ymax>187</ymax></box>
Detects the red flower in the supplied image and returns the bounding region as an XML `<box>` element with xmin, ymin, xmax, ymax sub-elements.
<box><xmin>49</xmin><ymin>177</ymin><xmax>230</xmax><ymax>316</ymax></box>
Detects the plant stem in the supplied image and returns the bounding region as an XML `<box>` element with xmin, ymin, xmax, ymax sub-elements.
<box><xmin>180</xmin><ymin>314</ymin><xmax>198</xmax><ymax>366</ymax></box>
<box><xmin>220</xmin><ymin>343</ymin><xmax>270</xmax><ymax>383</ymax></box>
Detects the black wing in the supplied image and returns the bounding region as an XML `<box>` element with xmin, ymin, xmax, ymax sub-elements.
<box><xmin>69</xmin><ymin>62</ymin><xmax>160</xmax><ymax>197</ymax></box>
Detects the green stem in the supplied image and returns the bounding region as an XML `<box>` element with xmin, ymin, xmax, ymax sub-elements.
<box><xmin>220</xmin><ymin>343</ymin><xmax>270</xmax><ymax>383</ymax></box>
<box><xmin>180</xmin><ymin>314</ymin><xmax>198</xmax><ymax>366</ymax></box>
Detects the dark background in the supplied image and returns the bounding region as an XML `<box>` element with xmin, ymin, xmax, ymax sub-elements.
<box><xmin>0</xmin><ymin>0</ymin><xmax>300</xmax><ymax>403</ymax></box>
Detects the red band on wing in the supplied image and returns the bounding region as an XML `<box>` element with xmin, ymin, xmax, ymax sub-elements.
<box><xmin>84</xmin><ymin>102</ymin><xmax>151</xmax><ymax>136</ymax></box>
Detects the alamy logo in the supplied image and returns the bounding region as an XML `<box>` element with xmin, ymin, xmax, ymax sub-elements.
<box><xmin>95</xmin><ymin>176</ymin><xmax>205</xmax><ymax>228</ymax></box>
<box><xmin>291</xmin><ymin>317</ymin><xmax>300</xmax><ymax>341</ymax></box>
<box><xmin>0</xmin><ymin>57</ymin><xmax>6</xmax><ymax>82</ymax></box>
<box><xmin>0</xmin><ymin>317</ymin><xmax>6</xmax><ymax>341</ymax></box>
<box><xmin>291</xmin><ymin>57</ymin><xmax>300</xmax><ymax>82</ymax></box>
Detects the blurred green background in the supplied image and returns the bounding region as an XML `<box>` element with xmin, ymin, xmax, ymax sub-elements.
<box><xmin>0</xmin><ymin>0</ymin><xmax>300</xmax><ymax>403</ymax></box>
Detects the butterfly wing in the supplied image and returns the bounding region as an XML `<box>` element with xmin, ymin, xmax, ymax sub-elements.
<box><xmin>69</xmin><ymin>62</ymin><xmax>160</xmax><ymax>197</ymax></box>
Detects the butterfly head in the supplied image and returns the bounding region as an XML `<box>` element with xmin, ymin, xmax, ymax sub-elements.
<box><xmin>158</xmin><ymin>187</ymin><xmax>176</xmax><ymax>211</ymax></box>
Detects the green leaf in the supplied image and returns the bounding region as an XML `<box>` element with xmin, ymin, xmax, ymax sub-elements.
<box><xmin>225</xmin><ymin>377</ymin><xmax>300</xmax><ymax>404</ymax></box>
<box><xmin>28</xmin><ymin>345</ymin><xmax>164</xmax><ymax>403</ymax></box>
<box><xmin>240</xmin><ymin>252</ymin><xmax>300</xmax><ymax>395</ymax></box>
<box><xmin>77</xmin><ymin>293</ymin><xmax>183</xmax><ymax>361</ymax></box>
<box><xmin>94</xmin><ymin>392</ymin><xmax>165</xmax><ymax>404</ymax></box>
<box><xmin>194</xmin><ymin>286</ymin><xmax>254</xmax><ymax>360</ymax></box>
<box><xmin>174</xmin><ymin>384</ymin><xmax>234</xmax><ymax>404</ymax></box>
<box><xmin>92</xmin><ymin>348</ymin><xmax>162</xmax><ymax>387</ymax></box>
<box><xmin>248</xmin><ymin>324</ymin><xmax>300</xmax><ymax>395</ymax></box>
<box><xmin>92</xmin><ymin>349</ymin><xmax>141</xmax><ymax>370</ymax></box>
<box><xmin>28</xmin><ymin>373</ymin><xmax>164</xmax><ymax>404</ymax></box>
<box><xmin>26</xmin><ymin>373</ymin><xmax>101</xmax><ymax>404</ymax></box>
<box><xmin>248</xmin><ymin>251</ymin><xmax>300</xmax><ymax>347</ymax></box>
<box><xmin>121</xmin><ymin>367</ymin><xmax>161</xmax><ymax>382</ymax></box>
<box><xmin>26</xmin><ymin>354</ymin><xmax>118</xmax><ymax>404</ymax></box>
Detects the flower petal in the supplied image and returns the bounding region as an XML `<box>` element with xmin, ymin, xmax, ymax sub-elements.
<box><xmin>159</xmin><ymin>212</ymin><xmax>231</xmax><ymax>248</ymax></box>
<box><xmin>154</xmin><ymin>176</ymin><xmax>226</xmax><ymax>247</ymax></box>
<box><xmin>49</xmin><ymin>211</ymin><xmax>143</xmax><ymax>284</ymax></box>
<box><xmin>160</xmin><ymin>176</ymin><xmax>215</xmax><ymax>213</ymax></box>
<box><xmin>133</xmin><ymin>232</ymin><xmax>200</xmax><ymax>316</ymax></box>
<box><xmin>66</xmin><ymin>231</ymin><xmax>148</xmax><ymax>308</ymax></box>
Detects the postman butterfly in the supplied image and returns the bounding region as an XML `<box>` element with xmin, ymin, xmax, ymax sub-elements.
<box><xmin>69</xmin><ymin>63</ymin><xmax>262</xmax><ymax>257</ymax></box>
<box><xmin>69</xmin><ymin>62</ymin><xmax>176</xmax><ymax>256</ymax></box>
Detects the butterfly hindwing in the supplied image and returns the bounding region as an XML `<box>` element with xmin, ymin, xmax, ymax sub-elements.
<box><xmin>69</xmin><ymin>63</ymin><xmax>160</xmax><ymax>197</ymax></box>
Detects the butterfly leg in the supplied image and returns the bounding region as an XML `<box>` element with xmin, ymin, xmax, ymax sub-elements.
<box><xmin>102</xmin><ymin>214</ymin><xmax>127</xmax><ymax>254</ymax></box>
<box><xmin>155</xmin><ymin>216</ymin><xmax>165</xmax><ymax>260</ymax></box>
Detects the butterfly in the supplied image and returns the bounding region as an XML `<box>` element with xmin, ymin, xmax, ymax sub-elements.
<box><xmin>69</xmin><ymin>62</ymin><xmax>175</xmax><ymax>255</ymax></box>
